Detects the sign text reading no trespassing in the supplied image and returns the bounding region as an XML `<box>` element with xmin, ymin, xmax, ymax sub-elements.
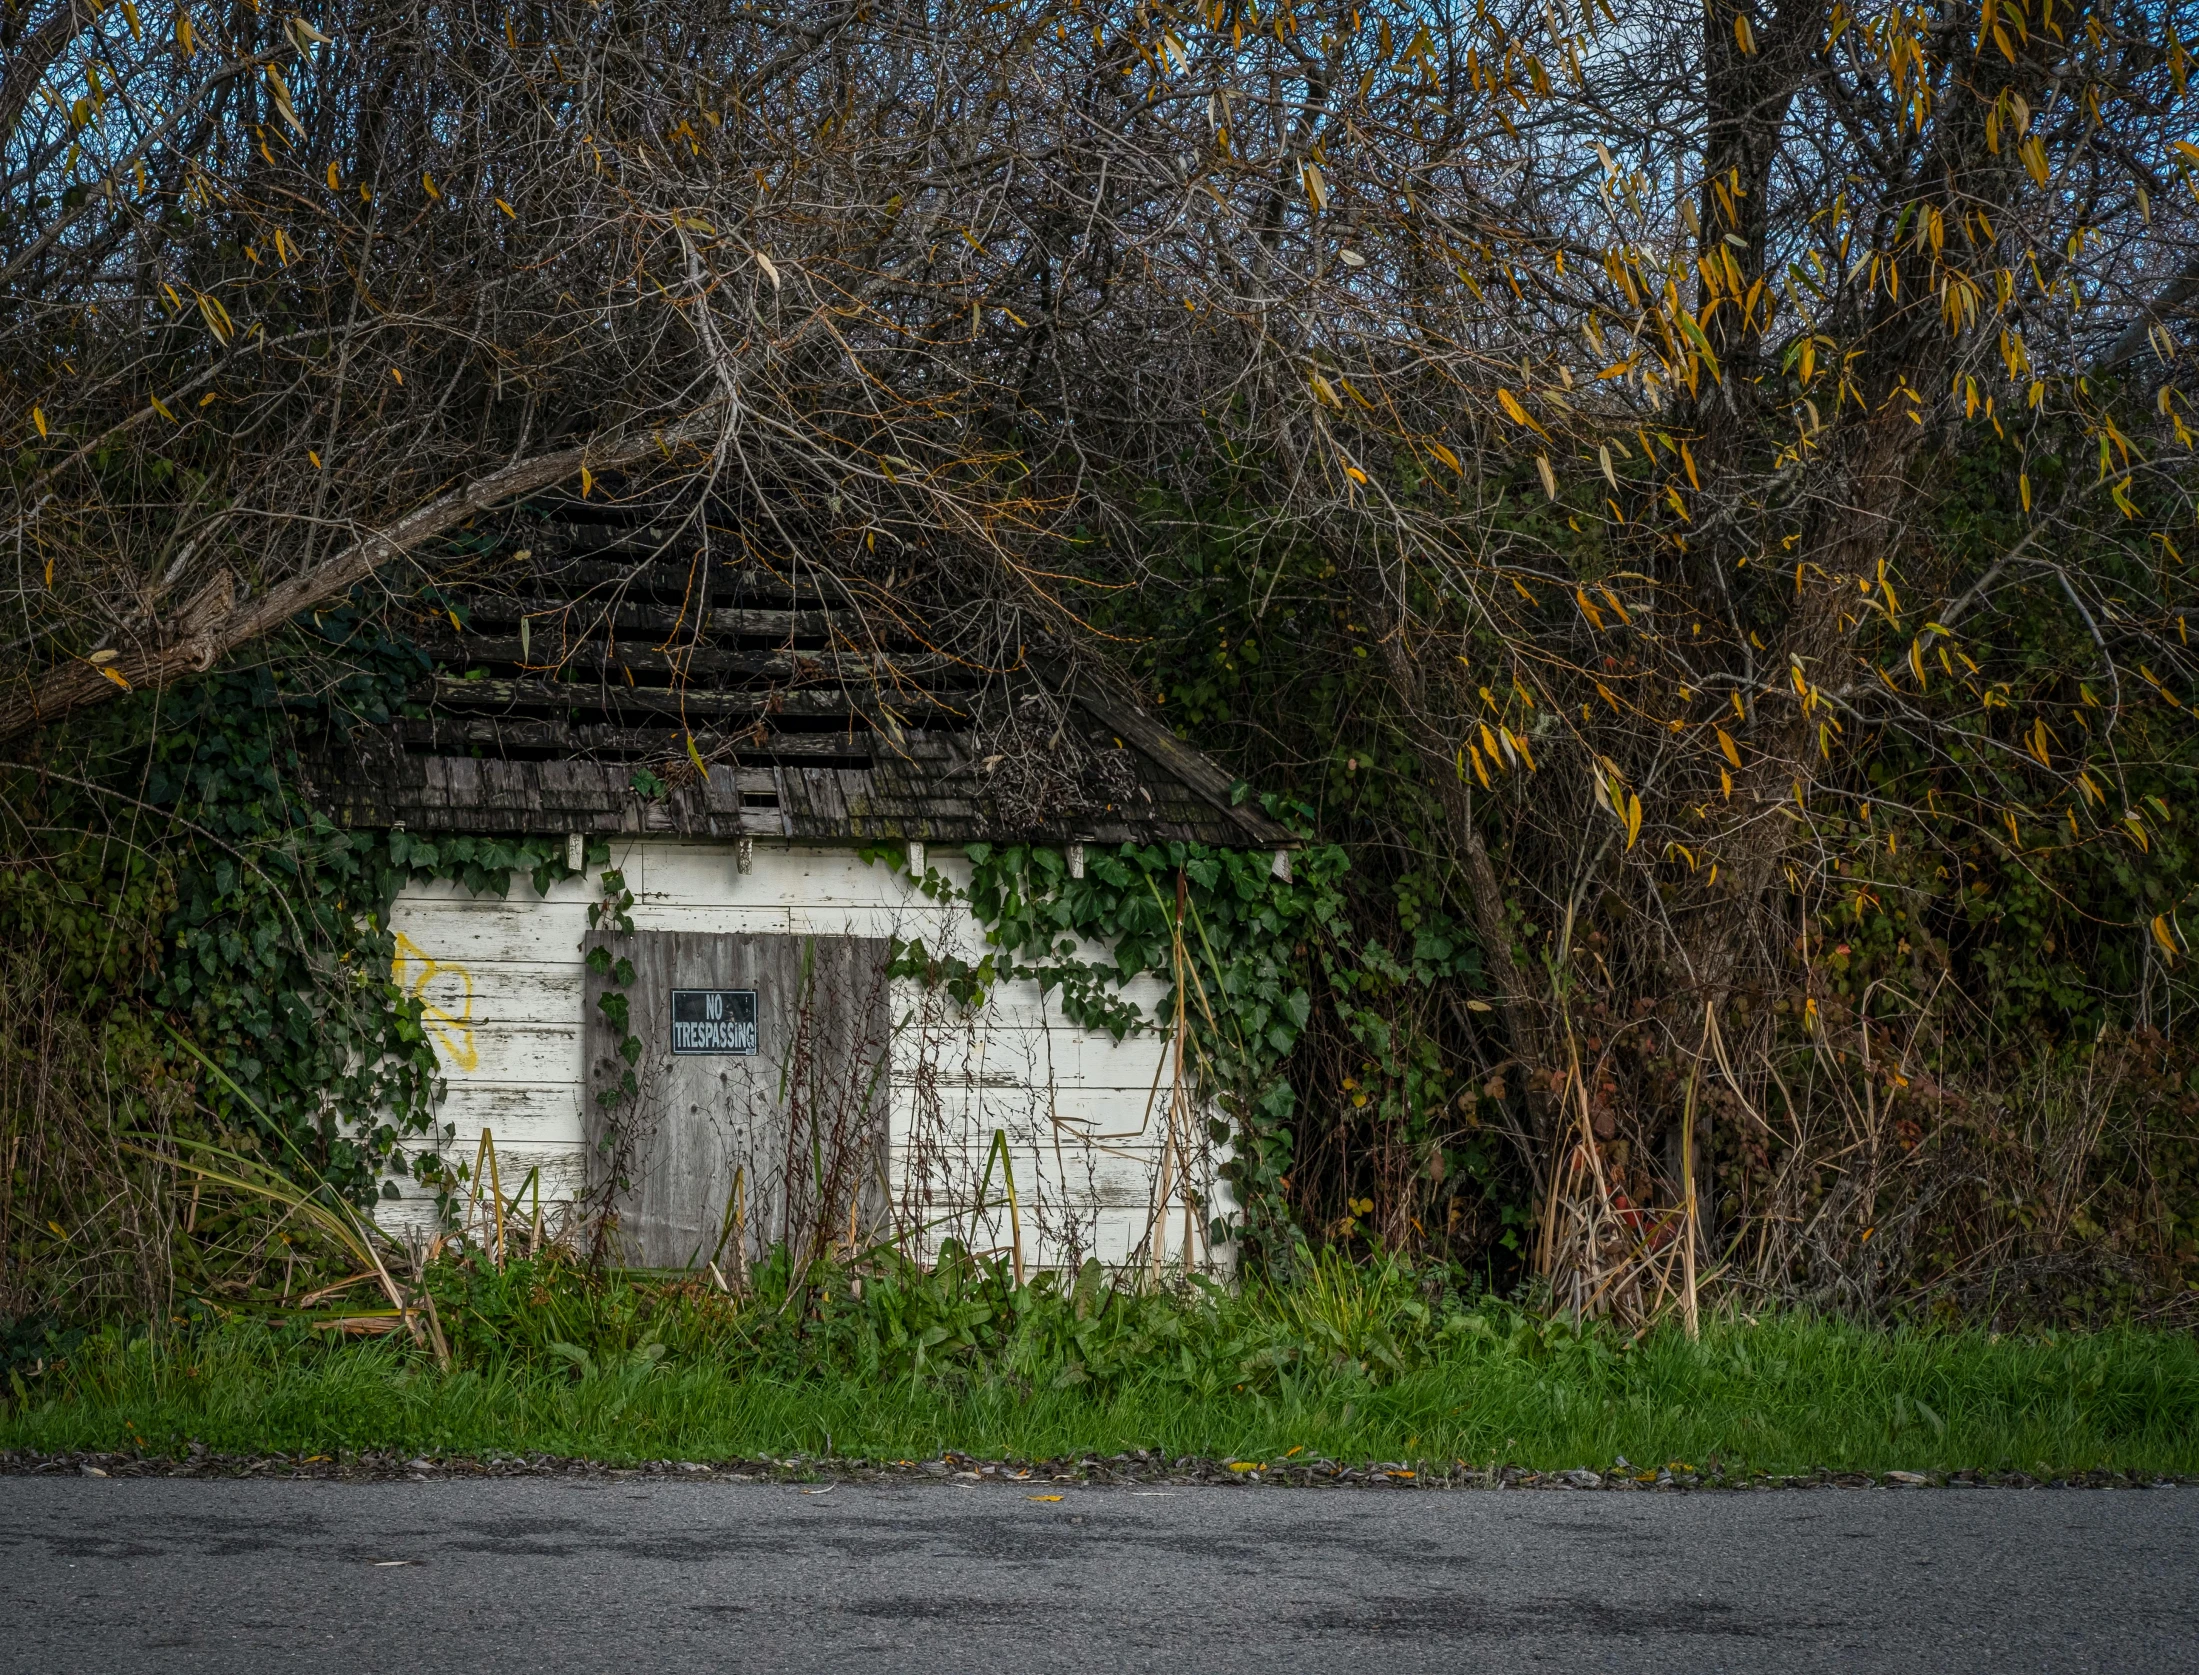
<box><xmin>670</xmin><ymin>989</ymin><xmax>759</xmax><ymax>1055</ymax></box>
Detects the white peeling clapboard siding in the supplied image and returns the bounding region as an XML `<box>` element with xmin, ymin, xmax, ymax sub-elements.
<box><xmin>379</xmin><ymin>840</ymin><xmax>1233</xmax><ymax>1271</ymax></box>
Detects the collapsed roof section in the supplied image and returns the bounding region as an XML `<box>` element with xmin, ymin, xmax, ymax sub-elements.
<box><xmin>317</xmin><ymin>504</ymin><xmax>1292</xmax><ymax>849</ymax></box>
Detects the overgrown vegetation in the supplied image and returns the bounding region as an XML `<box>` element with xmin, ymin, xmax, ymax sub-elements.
<box><xmin>8</xmin><ymin>0</ymin><xmax>2199</xmax><ymax>1343</ymax></box>
<box><xmin>1098</xmin><ymin>416</ymin><xmax>2199</xmax><ymax>1320</ymax></box>
<box><xmin>0</xmin><ymin>623</ymin><xmax>598</xmax><ymax>1329</ymax></box>
<box><xmin>880</xmin><ymin>834</ymin><xmax>1444</xmax><ymax>1268</ymax></box>
<box><xmin>7</xmin><ymin>1251</ymin><xmax>2197</xmax><ymax>1476</ymax></box>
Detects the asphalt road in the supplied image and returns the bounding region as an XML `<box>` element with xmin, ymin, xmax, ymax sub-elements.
<box><xmin>2</xmin><ymin>1477</ymin><xmax>2193</xmax><ymax>1674</ymax></box>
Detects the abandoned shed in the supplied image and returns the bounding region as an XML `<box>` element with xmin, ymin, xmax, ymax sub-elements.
<box><xmin>314</xmin><ymin>504</ymin><xmax>1293</xmax><ymax>1275</ymax></box>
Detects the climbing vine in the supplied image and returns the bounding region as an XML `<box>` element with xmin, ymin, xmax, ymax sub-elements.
<box><xmin>1</xmin><ymin>610</ymin><xmax>603</xmax><ymax>1208</ymax></box>
<box><xmin>874</xmin><ymin>826</ymin><xmax>1362</xmax><ymax>1264</ymax></box>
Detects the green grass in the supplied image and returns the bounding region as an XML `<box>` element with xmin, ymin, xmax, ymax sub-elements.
<box><xmin>8</xmin><ymin>1323</ymin><xmax>2199</xmax><ymax>1478</ymax></box>
<box><xmin>6</xmin><ymin>1255</ymin><xmax>2197</xmax><ymax>1476</ymax></box>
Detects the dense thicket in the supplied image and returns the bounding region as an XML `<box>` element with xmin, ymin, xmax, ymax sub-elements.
<box><xmin>6</xmin><ymin>0</ymin><xmax>2199</xmax><ymax>1326</ymax></box>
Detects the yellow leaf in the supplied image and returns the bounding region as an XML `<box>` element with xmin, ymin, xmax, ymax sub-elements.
<box><xmin>1574</xmin><ymin>588</ymin><xmax>1605</xmax><ymax>630</ymax></box>
<box><xmin>496</xmin><ymin>198</ymin><xmax>517</xmax><ymax>218</ymax></box>
<box><xmin>423</xmin><ymin>172</ymin><xmax>441</xmax><ymax>200</ymax></box>
<box><xmin>1429</xmin><ymin>441</ymin><xmax>1462</xmax><ymax>474</ymax></box>
<box><xmin>1497</xmin><ymin>388</ymin><xmax>1549</xmax><ymax>438</ymax></box>
<box><xmin>31</xmin><ymin>406</ymin><xmax>46</xmax><ymax>437</ymax></box>
<box><xmin>1625</xmin><ymin>792</ymin><xmax>1643</xmax><ymax>849</ymax></box>
<box><xmin>308</xmin><ymin>449</ymin><xmax>322</xmax><ymax>468</ymax></box>
<box><xmin>265</xmin><ymin>65</ymin><xmax>303</xmax><ymax>134</ymax></box>
<box><xmin>326</xmin><ymin>161</ymin><xmax>341</xmax><ymax>191</ymax></box>
<box><xmin>1536</xmin><ymin>456</ymin><xmax>1558</xmax><ymax>499</ymax></box>
<box><xmin>1027</xmin><ymin>1493</ymin><xmax>1064</xmax><ymax>1501</ymax></box>
<box><xmin>1715</xmin><ymin>727</ymin><xmax>1740</xmax><ymax>767</ymax></box>
<box><xmin>1310</xmin><ymin>372</ymin><xmax>1343</xmax><ymax>410</ymax></box>
<box><xmin>1469</xmin><ymin>744</ymin><xmax>1491</xmax><ymax>788</ymax></box>
<box><xmin>2019</xmin><ymin>133</ymin><xmax>2049</xmax><ymax>186</ymax></box>
<box><xmin>685</xmin><ymin>732</ymin><xmax>709</xmax><ymax>779</ymax></box>
<box><xmin>1733</xmin><ymin>12</ymin><xmax>1756</xmax><ymax>51</ymax></box>
<box><xmin>579</xmin><ymin>466</ymin><xmax>594</xmax><ymax>497</ymax></box>
<box><xmin>149</xmin><ymin>395</ymin><xmax>176</xmax><ymax>422</ymax></box>
<box><xmin>97</xmin><ymin>664</ymin><xmax>131</xmax><ymax>690</ymax></box>
<box><xmin>2152</xmin><ymin>914</ymin><xmax>2181</xmax><ymax>960</ymax></box>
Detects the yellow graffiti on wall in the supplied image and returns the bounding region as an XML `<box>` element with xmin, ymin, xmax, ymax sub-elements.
<box><xmin>391</xmin><ymin>932</ymin><xmax>479</xmax><ymax>1072</ymax></box>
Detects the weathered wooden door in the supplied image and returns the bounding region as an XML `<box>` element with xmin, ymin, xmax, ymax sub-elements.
<box><xmin>582</xmin><ymin>931</ymin><xmax>889</xmax><ymax>1270</ymax></box>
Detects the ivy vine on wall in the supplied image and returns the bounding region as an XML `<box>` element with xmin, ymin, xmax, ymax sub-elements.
<box><xmin>872</xmin><ymin>831</ymin><xmax>1357</xmax><ymax>1264</ymax></box>
<box><xmin>2</xmin><ymin>612</ymin><xmax>603</xmax><ymax>1208</ymax></box>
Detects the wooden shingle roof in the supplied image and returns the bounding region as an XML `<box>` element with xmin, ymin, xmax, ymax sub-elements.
<box><xmin>317</xmin><ymin>506</ymin><xmax>1291</xmax><ymax>849</ymax></box>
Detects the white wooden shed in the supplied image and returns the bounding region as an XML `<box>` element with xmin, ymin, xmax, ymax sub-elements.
<box><xmin>318</xmin><ymin>508</ymin><xmax>1292</xmax><ymax>1276</ymax></box>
